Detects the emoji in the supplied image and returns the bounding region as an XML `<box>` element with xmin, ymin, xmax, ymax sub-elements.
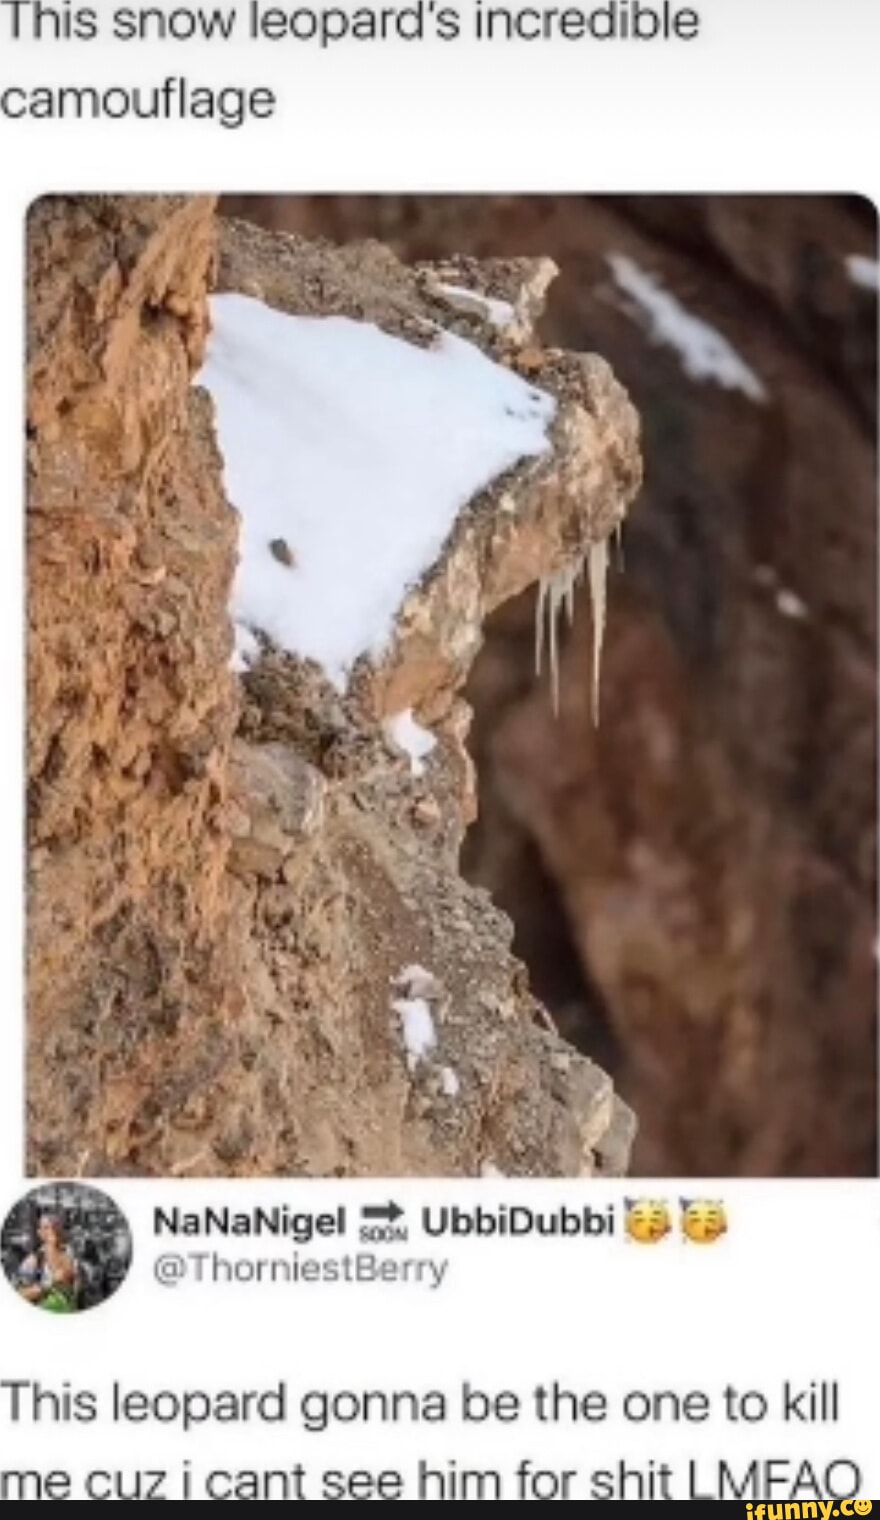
<box><xmin>681</xmin><ymin>1200</ymin><xmax>728</xmax><ymax>1244</ymax></box>
<box><xmin>625</xmin><ymin>1199</ymin><xmax>673</xmax><ymax>1244</ymax></box>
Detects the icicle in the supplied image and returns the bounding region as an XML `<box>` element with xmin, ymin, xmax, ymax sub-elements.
<box><xmin>536</xmin><ymin>557</ymin><xmax>582</xmax><ymax>716</ymax></box>
<box><xmin>548</xmin><ymin>573</ymin><xmax>562</xmax><ymax>716</ymax></box>
<box><xmin>536</xmin><ymin>542</ymin><xmax>609</xmax><ymax>722</ymax></box>
<box><xmin>535</xmin><ymin>576</ymin><xmax>548</xmax><ymax>680</ymax></box>
<box><xmin>588</xmin><ymin>538</ymin><xmax>610</xmax><ymax>728</ymax></box>
<box><xmin>564</xmin><ymin>561</ymin><xmax>577</xmax><ymax>626</ymax></box>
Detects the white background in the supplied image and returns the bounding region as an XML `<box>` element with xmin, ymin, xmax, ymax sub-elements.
<box><xmin>2</xmin><ymin>0</ymin><xmax>878</xmax><ymax>1499</ymax></box>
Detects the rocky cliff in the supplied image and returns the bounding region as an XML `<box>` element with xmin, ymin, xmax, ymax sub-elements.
<box><xmin>229</xmin><ymin>195</ymin><xmax>877</xmax><ymax>1177</ymax></box>
<box><xmin>26</xmin><ymin>195</ymin><xmax>641</xmax><ymax>1178</ymax></box>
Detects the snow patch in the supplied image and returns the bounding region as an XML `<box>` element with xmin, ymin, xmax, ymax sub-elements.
<box><xmin>386</xmin><ymin>710</ymin><xmax>437</xmax><ymax>777</ymax></box>
<box><xmin>481</xmin><ymin>1161</ymin><xmax>505</xmax><ymax>1178</ymax></box>
<box><xmin>436</xmin><ymin>283</ymin><xmax>518</xmax><ymax>331</ymax></box>
<box><xmin>755</xmin><ymin>566</ymin><xmax>809</xmax><ymax>623</ymax></box>
<box><xmin>441</xmin><ymin>1067</ymin><xmax>461</xmax><ymax>1099</ymax></box>
<box><xmin>231</xmin><ymin>622</ymin><xmax>260</xmax><ymax>673</ymax></box>
<box><xmin>777</xmin><ymin>589</ymin><xmax>809</xmax><ymax>622</ymax></box>
<box><xmin>197</xmin><ymin>292</ymin><xmax>556</xmax><ymax>688</ymax></box>
<box><xmin>847</xmin><ymin>255</ymin><xmax>879</xmax><ymax>293</ymax></box>
<box><xmin>608</xmin><ymin>253</ymin><xmax>767</xmax><ymax>403</ymax></box>
<box><xmin>394</xmin><ymin>998</ymin><xmax>438</xmax><ymax>1071</ymax></box>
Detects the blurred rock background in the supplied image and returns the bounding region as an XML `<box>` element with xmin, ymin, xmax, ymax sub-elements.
<box><xmin>223</xmin><ymin>196</ymin><xmax>878</xmax><ymax>1176</ymax></box>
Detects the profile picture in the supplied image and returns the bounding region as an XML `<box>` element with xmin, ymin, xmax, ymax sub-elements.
<box><xmin>1</xmin><ymin>1183</ymin><xmax>133</xmax><ymax>1314</ymax></box>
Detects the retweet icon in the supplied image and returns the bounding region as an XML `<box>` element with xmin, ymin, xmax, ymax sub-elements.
<box><xmin>681</xmin><ymin>1200</ymin><xmax>728</xmax><ymax>1244</ymax></box>
<box><xmin>625</xmin><ymin>1199</ymin><xmax>673</xmax><ymax>1245</ymax></box>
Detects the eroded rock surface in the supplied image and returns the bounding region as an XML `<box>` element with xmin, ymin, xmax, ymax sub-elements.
<box><xmin>27</xmin><ymin>194</ymin><xmax>240</xmax><ymax>1176</ymax></box>
<box><xmin>27</xmin><ymin>196</ymin><xmax>641</xmax><ymax>1177</ymax></box>
<box><xmin>246</xmin><ymin>194</ymin><xmax>877</xmax><ymax>1176</ymax></box>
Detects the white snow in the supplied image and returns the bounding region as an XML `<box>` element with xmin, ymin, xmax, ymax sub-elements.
<box><xmin>395</xmin><ymin>965</ymin><xmax>441</xmax><ymax>999</ymax></box>
<box><xmin>231</xmin><ymin>621</ymin><xmax>260</xmax><ymax>673</ymax></box>
<box><xmin>441</xmin><ymin>1067</ymin><xmax>461</xmax><ymax>1099</ymax></box>
<box><xmin>394</xmin><ymin>997</ymin><xmax>438</xmax><ymax>1071</ymax></box>
<box><xmin>756</xmin><ymin>566</ymin><xmax>809</xmax><ymax>622</ymax></box>
<box><xmin>777</xmin><ymin>589</ymin><xmax>809</xmax><ymax>622</ymax></box>
<box><xmin>197</xmin><ymin>292</ymin><xmax>556</xmax><ymax>687</ymax></box>
<box><xmin>481</xmin><ymin>1161</ymin><xmax>505</xmax><ymax>1178</ymax></box>
<box><xmin>847</xmin><ymin>255</ymin><xmax>879</xmax><ymax>293</ymax></box>
<box><xmin>436</xmin><ymin>283</ymin><xmax>518</xmax><ymax>331</ymax></box>
<box><xmin>386</xmin><ymin>709</ymin><xmax>437</xmax><ymax>776</ymax></box>
<box><xmin>607</xmin><ymin>253</ymin><xmax>767</xmax><ymax>403</ymax></box>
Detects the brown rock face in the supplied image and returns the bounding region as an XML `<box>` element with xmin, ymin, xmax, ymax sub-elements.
<box><xmin>27</xmin><ymin>195</ymin><xmax>640</xmax><ymax>1178</ymax></box>
<box><xmin>27</xmin><ymin>195</ymin><xmax>241</xmax><ymax>1175</ymax></box>
<box><xmin>227</xmin><ymin>195</ymin><xmax>878</xmax><ymax>1177</ymax></box>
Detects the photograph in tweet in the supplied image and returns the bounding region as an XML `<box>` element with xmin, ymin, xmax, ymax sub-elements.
<box><xmin>24</xmin><ymin>192</ymin><xmax>877</xmax><ymax>1182</ymax></box>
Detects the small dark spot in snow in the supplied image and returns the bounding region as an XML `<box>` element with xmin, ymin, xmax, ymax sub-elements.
<box><xmin>270</xmin><ymin>538</ymin><xmax>297</xmax><ymax>569</ymax></box>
